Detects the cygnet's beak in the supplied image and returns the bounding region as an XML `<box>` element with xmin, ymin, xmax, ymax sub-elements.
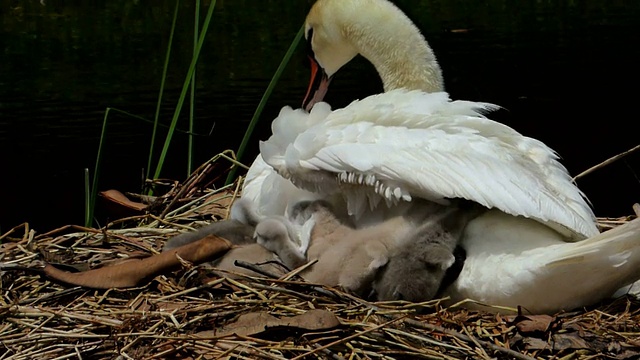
<box><xmin>302</xmin><ymin>55</ymin><xmax>333</xmax><ymax>112</ymax></box>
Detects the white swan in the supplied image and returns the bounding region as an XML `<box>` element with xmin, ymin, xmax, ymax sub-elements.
<box><xmin>242</xmin><ymin>0</ymin><xmax>640</xmax><ymax>313</ymax></box>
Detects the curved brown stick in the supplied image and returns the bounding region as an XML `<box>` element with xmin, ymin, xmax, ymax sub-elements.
<box><xmin>43</xmin><ymin>235</ymin><xmax>232</xmax><ymax>289</ymax></box>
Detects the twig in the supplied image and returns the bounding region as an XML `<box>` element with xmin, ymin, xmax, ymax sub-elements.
<box><xmin>573</xmin><ymin>143</ymin><xmax>640</xmax><ymax>181</ymax></box>
<box><xmin>159</xmin><ymin>174</ymin><xmax>200</xmax><ymax>219</ymax></box>
<box><xmin>290</xmin><ymin>315</ymin><xmax>408</xmax><ymax>360</ymax></box>
<box><xmin>234</xmin><ymin>260</ymin><xmax>283</xmax><ymax>279</ymax></box>
<box><xmin>314</xmin><ymin>343</ymin><xmax>346</xmax><ymax>360</ymax></box>
<box><xmin>403</xmin><ymin>318</ymin><xmax>536</xmax><ymax>360</ymax></box>
<box><xmin>34</xmin><ymin>225</ymin><xmax>101</xmax><ymax>240</ymax></box>
<box><xmin>249</xmin><ymin>283</ymin><xmax>316</xmax><ymax>301</ymax></box>
<box><xmin>0</xmin><ymin>222</ymin><xmax>29</xmax><ymax>242</ymax></box>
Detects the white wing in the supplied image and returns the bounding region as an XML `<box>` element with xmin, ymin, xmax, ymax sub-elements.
<box><xmin>258</xmin><ymin>89</ymin><xmax>598</xmax><ymax>240</ymax></box>
<box><xmin>242</xmin><ymin>155</ymin><xmax>320</xmax><ymax>218</ymax></box>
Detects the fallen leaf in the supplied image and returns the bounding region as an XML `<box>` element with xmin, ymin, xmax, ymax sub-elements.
<box><xmin>551</xmin><ymin>332</ymin><xmax>590</xmax><ymax>351</ymax></box>
<box><xmin>196</xmin><ymin>309</ymin><xmax>341</xmax><ymax>338</ymax></box>
<box><xmin>507</xmin><ymin>314</ymin><xmax>557</xmax><ymax>335</ymax></box>
<box><xmin>521</xmin><ymin>331</ymin><xmax>593</xmax><ymax>351</ymax></box>
<box><xmin>616</xmin><ymin>349</ymin><xmax>640</xmax><ymax>360</ymax></box>
<box><xmin>520</xmin><ymin>337</ymin><xmax>550</xmax><ymax>350</ymax></box>
<box><xmin>99</xmin><ymin>189</ymin><xmax>148</xmax><ymax>219</ymax></box>
<box><xmin>43</xmin><ymin>235</ymin><xmax>232</xmax><ymax>289</ymax></box>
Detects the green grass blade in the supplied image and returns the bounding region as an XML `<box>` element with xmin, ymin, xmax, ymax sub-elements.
<box><xmin>152</xmin><ymin>0</ymin><xmax>217</xmax><ymax>181</ymax></box>
<box><xmin>88</xmin><ymin>108</ymin><xmax>112</xmax><ymax>228</ymax></box>
<box><xmin>225</xmin><ymin>24</ymin><xmax>305</xmax><ymax>186</ymax></box>
<box><xmin>188</xmin><ymin>0</ymin><xmax>200</xmax><ymax>175</ymax></box>
<box><xmin>147</xmin><ymin>0</ymin><xmax>180</xmax><ymax>180</ymax></box>
<box><xmin>100</xmin><ymin>107</ymin><xmax>202</xmax><ymax>135</ymax></box>
<box><xmin>84</xmin><ymin>168</ymin><xmax>90</xmax><ymax>227</ymax></box>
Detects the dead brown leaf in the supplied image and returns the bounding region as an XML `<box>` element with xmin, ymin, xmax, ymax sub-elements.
<box><xmin>616</xmin><ymin>349</ymin><xmax>640</xmax><ymax>360</ymax></box>
<box><xmin>100</xmin><ymin>189</ymin><xmax>148</xmax><ymax>210</ymax></box>
<box><xmin>99</xmin><ymin>189</ymin><xmax>148</xmax><ymax>219</ymax></box>
<box><xmin>507</xmin><ymin>314</ymin><xmax>557</xmax><ymax>335</ymax></box>
<box><xmin>550</xmin><ymin>332</ymin><xmax>590</xmax><ymax>351</ymax></box>
<box><xmin>519</xmin><ymin>331</ymin><xmax>592</xmax><ymax>352</ymax></box>
<box><xmin>42</xmin><ymin>235</ymin><xmax>232</xmax><ymax>289</ymax></box>
<box><xmin>520</xmin><ymin>336</ymin><xmax>550</xmax><ymax>350</ymax></box>
<box><xmin>196</xmin><ymin>309</ymin><xmax>341</xmax><ymax>338</ymax></box>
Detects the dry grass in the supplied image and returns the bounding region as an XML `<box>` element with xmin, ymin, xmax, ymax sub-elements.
<box><xmin>1</xmin><ymin>154</ymin><xmax>640</xmax><ymax>360</ymax></box>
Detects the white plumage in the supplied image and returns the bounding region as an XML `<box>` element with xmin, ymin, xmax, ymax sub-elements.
<box><xmin>241</xmin><ymin>0</ymin><xmax>640</xmax><ymax>313</ymax></box>
<box><xmin>260</xmin><ymin>90</ymin><xmax>597</xmax><ymax>240</ymax></box>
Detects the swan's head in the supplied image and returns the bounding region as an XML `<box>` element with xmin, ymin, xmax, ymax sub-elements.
<box><xmin>302</xmin><ymin>0</ymin><xmax>444</xmax><ymax>111</ymax></box>
<box><xmin>302</xmin><ymin>0</ymin><xmax>358</xmax><ymax>111</ymax></box>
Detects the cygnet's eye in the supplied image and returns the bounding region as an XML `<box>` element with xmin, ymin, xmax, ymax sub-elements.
<box><xmin>424</xmin><ymin>263</ymin><xmax>439</xmax><ymax>272</ymax></box>
<box><xmin>366</xmin><ymin>289</ymin><xmax>378</xmax><ymax>301</ymax></box>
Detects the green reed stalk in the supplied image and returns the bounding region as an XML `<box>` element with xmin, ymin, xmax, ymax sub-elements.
<box><xmin>152</xmin><ymin>0</ymin><xmax>217</xmax><ymax>181</ymax></box>
<box><xmin>188</xmin><ymin>0</ymin><xmax>200</xmax><ymax>175</ymax></box>
<box><xmin>224</xmin><ymin>24</ymin><xmax>305</xmax><ymax>185</ymax></box>
<box><xmin>84</xmin><ymin>168</ymin><xmax>90</xmax><ymax>226</ymax></box>
<box><xmin>87</xmin><ymin>108</ymin><xmax>111</xmax><ymax>227</ymax></box>
<box><xmin>87</xmin><ymin>106</ymin><xmax>201</xmax><ymax>227</ymax></box>
<box><xmin>146</xmin><ymin>0</ymin><xmax>180</xmax><ymax>181</ymax></box>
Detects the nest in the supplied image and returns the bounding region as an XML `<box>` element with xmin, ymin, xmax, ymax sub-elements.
<box><xmin>1</xmin><ymin>152</ymin><xmax>640</xmax><ymax>360</ymax></box>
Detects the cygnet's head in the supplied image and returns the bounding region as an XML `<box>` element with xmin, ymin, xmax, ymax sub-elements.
<box><xmin>254</xmin><ymin>218</ymin><xmax>308</xmax><ymax>270</ymax></box>
<box><xmin>254</xmin><ymin>218</ymin><xmax>291</xmax><ymax>248</ymax></box>
<box><xmin>288</xmin><ymin>199</ymin><xmax>334</xmax><ymax>224</ymax></box>
<box><xmin>373</xmin><ymin>244</ymin><xmax>455</xmax><ymax>302</ymax></box>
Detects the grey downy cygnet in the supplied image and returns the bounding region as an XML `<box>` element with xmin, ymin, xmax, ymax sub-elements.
<box><xmin>162</xmin><ymin>197</ymin><xmax>262</xmax><ymax>252</ymax></box>
<box><xmin>288</xmin><ymin>200</ymin><xmax>457</xmax><ymax>298</ymax></box>
<box><xmin>162</xmin><ymin>198</ymin><xmax>288</xmax><ymax>278</ymax></box>
<box><xmin>371</xmin><ymin>202</ymin><xmax>482</xmax><ymax>302</ymax></box>
<box><xmin>254</xmin><ymin>217</ymin><xmax>308</xmax><ymax>270</ymax></box>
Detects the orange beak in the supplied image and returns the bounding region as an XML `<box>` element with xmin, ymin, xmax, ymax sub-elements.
<box><xmin>302</xmin><ymin>55</ymin><xmax>332</xmax><ymax>112</ymax></box>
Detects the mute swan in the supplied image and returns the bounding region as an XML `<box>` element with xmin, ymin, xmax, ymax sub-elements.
<box><xmin>243</xmin><ymin>0</ymin><xmax>640</xmax><ymax>313</ymax></box>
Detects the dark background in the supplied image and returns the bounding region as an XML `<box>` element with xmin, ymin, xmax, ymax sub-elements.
<box><xmin>1</xmin><ymin>0</ymin><xmax>639</xmax><ymax>233</ymax></box>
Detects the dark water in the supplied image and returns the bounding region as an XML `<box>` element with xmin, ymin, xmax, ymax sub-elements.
<box><xmin>1</xmin><ymin>0</ymin><xmax>640</xmax><ymax>232</ymax></box>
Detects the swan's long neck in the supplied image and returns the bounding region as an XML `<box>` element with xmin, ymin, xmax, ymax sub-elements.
<box><xmin>342</xmin><ymin>2</ymin><xmax>444</xmax><ymax>92</ymax></box>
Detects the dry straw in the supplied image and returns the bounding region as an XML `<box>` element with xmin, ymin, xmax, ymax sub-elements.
<box><xmin>1</xmin><ymin>154</ymin><xmax>639</xmax><ymax>360</ymax></box>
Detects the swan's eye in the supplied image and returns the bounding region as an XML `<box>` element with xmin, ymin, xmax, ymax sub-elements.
<box><xmin>305</xmin><ymin>28</ymin><xmax>315</xmax><ymax>57</ymax></box>
<box><xmin>303</xmin><ymin>28</ymin><xmax>316</xmax><ymax>68</ymax></box>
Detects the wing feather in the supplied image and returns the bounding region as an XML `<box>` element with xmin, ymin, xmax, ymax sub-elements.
<box><xmin>254</xmin><ymin>89</ymin><xmax>598</xmax><ymax>240</ymax></box>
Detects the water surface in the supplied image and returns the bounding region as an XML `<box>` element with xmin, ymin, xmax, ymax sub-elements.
<box><xmin>1</xmin><ymin>0</ymin><xmax>639</xmax><ymax>231</ymax></box>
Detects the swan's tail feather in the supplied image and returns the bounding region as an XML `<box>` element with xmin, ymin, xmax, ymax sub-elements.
<box><xmin>546</xmin><ymin>217</ymin><xmax>640</xmax><ymax>268</ymax></box>
<box><xmin>541</xmin><ymin>217</ymin><xmax>640</xmax><ymax>310</ymax></box>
